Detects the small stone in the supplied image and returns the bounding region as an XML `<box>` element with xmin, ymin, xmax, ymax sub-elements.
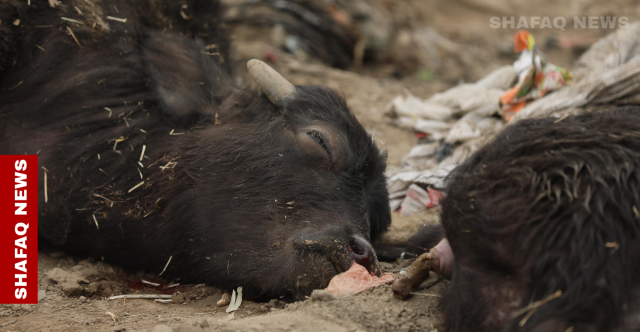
<box><xmin>102</xmin><ymin>288</ymin><xmax>113</xmax><ymax>297</ymax></box>
<box><xmin>199</xmin><ymin>318</ymin><xmax>210</xmax><ymax>328</ymax></box>
<box><xmin>79</xmin><ymin>296</ymin><xmax>87</xmax><ymax>302</ymax></box>
<box><xmin>98</xmin><ymin>281</ymin><xmax>123</xmax><ymax>295</ymax></box>
<box><xmin>310</xmin><ymin>289</ymin><xmax>335</xmax><ymax>302</ymax></box>
<box><xmin>40</xmin><ymin>277</ymin><xmax>55</xmax><ymax>289</ymax></box>
<box><xmin>79</xmin><ymin>266</ymin><xmax>99</xmax><ymax>277</ymax></box>
<box><xmin>172</xmin><ymin>293</ymin><xmax>186</xmax><ymax>304</ymax></box>
<box><xmin>84</xmin><ymin>283</ymin><xmax>99</xmax><ymax>296</ymax></box>
<box><xmin>38</xmin><ymin>290</ymin><xmax>46</xmax><ymax>302</ymax></box>
<box><xmin>216</xmin><ymin>293</ymin><xmax>230</xmax><ymax>307</ymax></box>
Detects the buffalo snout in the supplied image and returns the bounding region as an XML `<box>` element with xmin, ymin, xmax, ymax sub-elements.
<box><xmin>348</xmin><ymin>235</ymin><xmax>381</xmax><ymax>276</ymax></box>
<box><xmin>292</xmin><ymin>226</ymin><xmax>380</xmax><ymax>277</ymax></box>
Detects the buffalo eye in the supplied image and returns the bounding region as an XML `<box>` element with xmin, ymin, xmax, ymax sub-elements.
<box><xmin>307</xmin><ymin>130</ymin><xmax>331</xmax><ymax>159</ymax></box>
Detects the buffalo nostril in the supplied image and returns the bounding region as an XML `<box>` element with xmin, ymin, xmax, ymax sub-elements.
<box><xmin>348</xmin><ymin>235</ymin><xmax>381</xmax><ymax>277</ymax></box>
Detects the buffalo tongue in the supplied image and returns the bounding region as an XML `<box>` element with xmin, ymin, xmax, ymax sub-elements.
<box><xmin>325</xmin><ymin>262</ymin><xmax>394</xmax><ymax>296</ymax></box>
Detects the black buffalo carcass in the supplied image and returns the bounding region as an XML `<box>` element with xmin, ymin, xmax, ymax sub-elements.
<box><xmin>0</xmin><ymin>0</ymin><xmax>390</xmax><ymax>300</ymax></box>
<box><xmin>414</xmin><ymin>108</ymin><xmax>640</xmax><ymax>331</ymax></box>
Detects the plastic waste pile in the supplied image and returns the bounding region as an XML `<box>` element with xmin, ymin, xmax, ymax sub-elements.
<box><xmin>387</xmin><ymin>24</ymin><xmax>640</xmax><ymax>216</ymax></box>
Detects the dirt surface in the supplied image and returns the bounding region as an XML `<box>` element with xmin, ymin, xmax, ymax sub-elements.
<box><xmin>0</xmin><ymin>252</ymin><xmax>443</xmax><ymax>332</ymax></box>
<box><xmin>1</xmin><ymin>61</ymin><xmax>444</xmax><ymax>332</ymax></box>
<box><xmin>3</xmin><ymin>0</ymin><xmax>640</xmax><ymax>331</ymax></box>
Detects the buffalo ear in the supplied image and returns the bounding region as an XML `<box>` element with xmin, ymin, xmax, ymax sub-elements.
<box><xmin>143</xmin><ymin>33</ymin><xmax>229</xmax><ymax>124</ymax></box>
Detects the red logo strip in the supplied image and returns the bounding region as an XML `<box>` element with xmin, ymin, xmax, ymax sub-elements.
<box><xmin>0</xmin><ymin>156</ymin><xmax>38</xmax><ymax>304</ymax></box>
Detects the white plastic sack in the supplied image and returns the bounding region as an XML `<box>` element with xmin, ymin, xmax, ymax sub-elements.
<box><xmin>389</xmin><ymin>94</ymin><xmax>452</xmax><ymax>121</ymax></box>
<box><xmin>475</xmin><ymin>65</ymin><xmax>517</xmax><ymax>90</ymax></box>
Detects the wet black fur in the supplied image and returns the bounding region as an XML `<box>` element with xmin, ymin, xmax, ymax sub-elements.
<box><xmin>438</xmin><ymin>108</ymin><xmax>640</xmax><ymax>331</ymax></box>
<box><xmin>0</xmin><ymin>0</ymin><xmax>389</xmax><ymax>300</ymax></box>
<box><xmin>225</xmin><ymin>0</ymin><xmax>356</xmax><ymax>69</ymax></box>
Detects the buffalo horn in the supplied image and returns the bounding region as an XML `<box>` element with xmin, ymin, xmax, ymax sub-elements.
<box><xmin>247</xmin><ymin>59</ymin><xmax>296</xmax><ymax>105</ymax></box>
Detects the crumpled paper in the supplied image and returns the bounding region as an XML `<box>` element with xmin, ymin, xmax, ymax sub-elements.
<box><xmin>500</xmin><ymin>31</ymin><xmax>573</xmax><ymax>121</ymax></box>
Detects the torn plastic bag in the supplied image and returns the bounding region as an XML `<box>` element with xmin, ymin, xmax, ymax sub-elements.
<box><xmin>401</xmin><ymin>142</ymin><xmax>440</xmax><ymax>170</ymax></box>
<box><xmin>513</xmin><ymin>23</ymin><xmax>640</xmax><ymax>121</ymax></box>
<box><xmin>388</xmin><ymin>94</ymin><xmax>452</xmax><ymax>121</ymax></box>
<box><xmin>429</xmin><ymin>84</ymin><xmax>486</xmax><ymax>111</ymax></box>
<box><xmin>461</xmin><ymin>88</ymin><xmax>504</xmax><ymax>117</ymax></box>
<box><xmin>445</xmin><ymin>113</ymin><xmax>504</xmax><ymax>145</ymax></box>
<box><xmin>500</xmin><ymin>31</ymin><xmax>573</xmax><ymax>121</ymax></box>
<box><xmin>398</xmin><ymin>184</ymin><xmax>444</xmax><ymax>216</ymax></box>
<box><xmin>572</xmin><ymin>23</ymin><xmax>640</xmax><ymax>82</ymax></box>
<box><xmin>513</xmin><ymin>54</ymin><xmax>640</xmax><ymax>122</ymax></box>
<box><xmin>387</xmin><ymin>164</ymin><xmax>456</xmax><ymax>195</ymax></box>
<box><xmin>475</xmin><ymin>65</ymin><xmax>518</xmax><ymax>90</ymax></box>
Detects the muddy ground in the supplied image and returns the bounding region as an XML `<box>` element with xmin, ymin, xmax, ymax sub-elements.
<box><xmin>3</xmin><ymin>0</ymin><xmax>640</xmax><ymax>331</ymax></box>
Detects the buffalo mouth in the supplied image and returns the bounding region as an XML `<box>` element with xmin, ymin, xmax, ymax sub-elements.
<box><xmin>292</xmin><ymin>230</ymin><xmax>382</xmax><ymax>277</ymax></box>
<box><xmin>320</xmin><ymin>235</ymin><xmax>382</xmax><ymax>278</ymax></box>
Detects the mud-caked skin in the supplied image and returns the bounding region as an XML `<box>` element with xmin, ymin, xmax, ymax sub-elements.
<box><xmin>0</xmin><ymin>0</ymin><xmax>390</xmax><ymax>300</ymax></box>
<box><xmin>438</xmin><ymin>108</ymin><xmax>640</xmax><ymax>331</ymax></box>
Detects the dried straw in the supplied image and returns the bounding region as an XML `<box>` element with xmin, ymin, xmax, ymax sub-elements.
<box><xmin>61</xmin><ymin>17</ymin><xmax>83</xmax><ymax>24</ymax></box>
<box><xmin>42</xmin><ymin>167</ymin><xmax>48</xmax><ymax>203</ymax></box>
<box><xmin>141</xmin><ymin>280</ymin><xmax>160</xmax><ymax>287</ymax></box>
<box><xmin>140</xmin><ymin>145</ymin><xmax>146</xmax><ymax>161</ymax></box>
<box><xmin>106</xmin><ymin>16</ymin><xmax>127</xmax><ymax>23</ymax></box>
<box><xmin>66</xmin><ymin>27</ymin><xmax>82</xmax><ymax>49</ymax></box>
<box><xmin>107</xmin><ymin>294</ymin><xmax>172</xmax><ymax>300</ymax></box>
<box><xmin>105</xmin><ymin>311</ymin><xmax>118</xmax><ymax>322</ymax></box>
<box><xmin>128</xmin><ymin>181</ymin><xmax>144</xmax><ymax>193</ymax></box>
<box><xmin>159</xmin><ymin>256</ymin><xmax>173</xmax><ymax>276</ymax></box>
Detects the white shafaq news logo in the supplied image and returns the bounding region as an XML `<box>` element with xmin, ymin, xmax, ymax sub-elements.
<box><xmin>490</xmin><ymin>16</ymin><xmax>629</xmax><ymax>30</ymax></box>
